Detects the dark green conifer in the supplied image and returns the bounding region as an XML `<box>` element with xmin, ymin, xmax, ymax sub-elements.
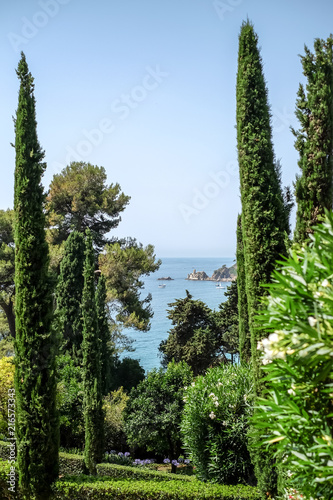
<box><xmin>82</xmin><ymin>230</ymin><xmax>104</xmax><ymax>473</ymax></box>
<box><xmin>292</xmin><ymin>36</ymin><xmax>333</xmax><ymax>243</ymax></box>
<box><xmin>55</xmin><ymin>231</ymin><xmax>85</xmax><ymax>361</ymax></box>
<box><xmin>95</xmin><ymin>272</ymin><xmax>112</xmax><ymax>396</ymax></box>
<box><xmin>13</xmin><ymin>52</ymin><xmax>58</xmax><ymax>499</ymax></box>
<box><xmin>236</xmin><ymin>214</ymin><xmax>250</xmax><ymax>363</ymax></box>
<box><xmin>236</xmin><ymin>21</ymin><xmax>289</xmax><ymax>498</ymax></box>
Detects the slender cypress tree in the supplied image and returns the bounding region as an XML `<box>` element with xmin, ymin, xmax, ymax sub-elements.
<box><xmin>55</xmin><ymin>231</ymin><xmax>85</xmax><ymax>361</ymax></box>
<box><xmin>292</xmin><ymin>36</ymin><xmax>333</xmax><ymax>243</ymax></box>
<box><xmin>14</xmin><ymin>52</ymin><xmax>58</xmax><ymax>499</ymax></box>
<box><xmin>82</xmin><ymin>230</ymin><xmax>104</xmax><ymax>473</ymax></box>
<box><xmin>236</xmin><ymin>19</ymin><xmax>288</xmax><ymax>389</ymax></box>
<box><xmin>236</xmin><ymin>214</ymin><xmax>250</xmax><ymax>363</ymax></box>
<box><xmin>236</xmin><ymin>21</ymin><xmax>289</xmax><ymax>498</ymax></box>
<box><xmin>95</xmin><ymin>273</ymin><xmax>112</xmax><ymax>396</ymax></box>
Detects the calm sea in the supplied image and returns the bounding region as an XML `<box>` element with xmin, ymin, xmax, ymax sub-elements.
<box><xmin>120</xmin><ymin>257</ymin><xmax>235</xmax><ymax>373</ymax></box>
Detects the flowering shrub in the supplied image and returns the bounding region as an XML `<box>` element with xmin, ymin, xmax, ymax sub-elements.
<box><xmin>252</xmin><ymin>213</ymin><xmax>333</xmax><ymax>500</ymax></box>
<box><xmin>105</xmin><ymin>450</ymin><xmax>132</xmax><ymax>466</ymax></box>
<box><xmin>181</xmin><ymin>363</ymin><xmax>254</xmax><ymax>484</ymax></box>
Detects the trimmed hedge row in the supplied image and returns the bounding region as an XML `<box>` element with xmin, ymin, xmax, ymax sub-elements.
<box><xmin>96</xmin><ymin>463</ymin><xmax>194</xmax><ymax>482</ymax></box>
<box><xmin>59</xmin><ymin>452</ymin><xmax>87</xmax><ymax>476</ymax></box>
<box><xmin>52</xmin><ymin>476</ymin><xmax>261</xmax><ymax>499</ymax></box>
<box><xmin>0</xmin><ymin>459</ymin><xmax>260</xmax><ymax>500</ymax></box>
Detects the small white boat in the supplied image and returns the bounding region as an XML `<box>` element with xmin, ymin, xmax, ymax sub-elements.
<box><xmin>158</xmin><ymin>284</ymin><xmax>166</xmax><ymax>288</ymax></box>
<box><xmin>215</xmin><ymin>283</ymin><xmax>225</xmax><ymax>288</ymax></box>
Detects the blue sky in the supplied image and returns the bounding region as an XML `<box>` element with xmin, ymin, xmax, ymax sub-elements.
<box><xmin>1</xmin><ymin>0</ymin><xmax>333</xmax><ymax>258</ymax></box>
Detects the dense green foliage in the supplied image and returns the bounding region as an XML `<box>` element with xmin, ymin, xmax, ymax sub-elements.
<box><xmin>109</xmin><ymin>357</ymin><xmax>145</xmax><ymax>394</ymax></box>
<box><xmin>13</xmin><ymin>52</ymin><xmax>59</xmax><ymax>499</ymax></box>
<box><xmin>103</xmin><ymin>388</ymin><xmax>129</xmax><ymax>451</ymax></box>
<box><xmin>181</xmin><ymin>364</ymin><xmax>254</xmax><ymax>485</ymax></box>
<box><xmin>96</xmin><ymin>462</ymin><xmax>195</xmax><ymax>482</ymax></box>
<box><xmin>99</xmin><ymin>240</ymin><xmax>161</xmax><ymax>331</ymax></box>
<box><xmin>55</xmin><ymin>231</ymin><xmax>85</xmax><ymax>361</ymax></box>
<box><xmin>57</xmin><ymin>354</ymin><xmax>85</xmax><ymax>449</ymax></box>
<box><xmin>253</xmin><ymin>212</ymin><xmax>333</xmax><ymax>500</ymax></box>
<box><xmin>0</xmin><ymin>210</ymin><xmax>15</xmax><ymax>338</ymax></box>
<box><xmin>125</xmin><ymin>361</ymin><xmax>193</xmax><ymax>458</ymax></box>
<box><xmin>82</xmin><ymin>230</ymin><xmax>104</xmax><ymax>473</ymax></box>
<box><xmin>95</xmin><ymin>273</ymin><xmax>113</xmax><ymax>395</ymax></box>
<box><xmin>236</xmin><ymin>214</ymin><xmax>250</xmax><ymax>362</ymax></box>
<box><xmin>215</xmin><ymin>280</ymin><xmax>239</xmax><ymax>363</ymax></box>
<box><xmin>159</xmin><ymin>291</ymin><xmax>223</xmax><ymax>375</ymax></box>
<box><xmin>292</xmin><ymin>37</ymin><xmax>333</xmax><ymax>243</ymax></box>
<box><xmin>46</xmin><ymin>161</ymin><xmax>130</xmax><ymax>251</ymax></box>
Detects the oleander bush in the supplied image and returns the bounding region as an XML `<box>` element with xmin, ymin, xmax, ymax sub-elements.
<box><xmin>181</xmin><ymin>363</ymin><xmax>255</xmax><ymax>485</ymax></box>
<box><xmin>252</xmin><ymin>212</ymin><xmax>333</xmax><ymax>500</ymax></box>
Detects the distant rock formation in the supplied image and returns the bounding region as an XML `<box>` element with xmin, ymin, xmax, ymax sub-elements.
<box><xmin>186</xmin><ymin>269</ymin><xmax>209</xmax><ymax>281</ymax></box>
<box><xmin>187</xmin><ymin>263</ymin><xmax>237</xmax><ymax>282</ymax></box>
<box><xmin>157</xmin><ymin>276</ymin><xmax>174</xmax><ymax>280</ymax></box>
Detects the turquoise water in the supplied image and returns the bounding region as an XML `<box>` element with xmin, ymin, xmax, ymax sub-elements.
<box><xmin>120</xmin><ymin>257</ymin><xmax>235</xmax><ymax>373</ymax></box>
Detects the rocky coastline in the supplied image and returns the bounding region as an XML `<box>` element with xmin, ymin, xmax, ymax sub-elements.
<box><xmin>186</xmin><ymin>263</ymin><xmax>237</xmax><ymax>282</ymax></box>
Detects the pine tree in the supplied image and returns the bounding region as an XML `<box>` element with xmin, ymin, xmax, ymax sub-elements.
<box><xmin>236</xmin><ymin>214</ymin><xmax>250</xmax><ymax>362</ymax></box>
<box><xmin>13</xmin><ymin>52</ymin><xmax>59</xmax><ymax>499</ymax></box>
<box><xmin>292</xmin><ymin>36</ymin><xmax>333</xmax><ymax>243</ymax></box>
<box><xmin>55</xmin><ymin>231</ymin><xmax>85</xmax><ymax>361</ymax></box>
<box><xmin>236</xmin><ymin>21</ymin><xmax>289</xmax><ymax>498</ymax></box>
<box><xmin>82</xmin><ymin>230</ymin><xmax>104</xmax><ymax>473</ymax></box>
<box><xmin>95</xmin><ymin>273</ymin><xmax>112</xmax><ymax>396</ymax></box>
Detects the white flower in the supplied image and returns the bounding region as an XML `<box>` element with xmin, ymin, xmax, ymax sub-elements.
<box><xmin>184</xmin><ymin>386</ymin><xmax>187</xmax><ymax>390</ymax></box>
<box><xmin>222</xmin><ymin>421</ymin><xmax>228</xmax><ymax>426</ymax></box>
<box><xmin>257</xmin><ymin>341</ymin><xmax>263</xmax><ymax>351</ymax></box>
<box><xmin>308</xmin><ymin>316</ymin><xmax>317</xmax><ymax>327</ymax></box>
<box><xmin>217</xmin><ymin>382</ymin><xmax>223</xmax><ymax>387</ymax></box>
<box><xmin>191</xmin><ymin>382</ymin><xmax>195</xmax><ymax>387</ymax></box>
<box><xmin>214</xmin><ymin>401</ymin><xmax>219</xmax><ymax>407</ymax></box>
<box><xmin>268</xmin><ymin>332</ymin><xmax>280</xmax><ymax>343</ymax></box>
<box><xmin>322</xmin><ymin>279</ymin><xmax>330</xmax><ymax>287</ymax></box>
<box><xmin>209</xmin><ymin>411</ymin><xmax>216</xmax><ymax>419</ymax></box>
<box><xmin>243</xmin><ymin>394</ymin><xmax>247</xmax><ymax>401</ymax></box>
<box><xmin>287</xmin><ymin>388</ymin><xmax>296</xmax><ymax>396</ymax></box>
<box><xmin>209</xmin><ymin>393</ymin><xmax>215</xmax><ymax>398</ymax></box>
<box><xmin>262</xmin><ymin>358</ymin><xmax>272</xmax><ymax>365</ymax></box>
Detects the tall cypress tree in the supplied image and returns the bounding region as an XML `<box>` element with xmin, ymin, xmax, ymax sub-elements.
<box><xmin>55</xmin><ymin>230</ymin><xmax>85</xmax><ymax>361</ymax></box>
<box><xmin>95</xmin><ymin>273</ymin><xmax>112</xmax><ymax>396</ymax></box>
<box><xmin>292</xmin><ymin>36</ymin><xmax>333</xmax><ymax>243</ymax></box>
<box><xmin>236</xmin><ymin>21</ymin><xmax>289</xmax><ymax>498</ymax></box>
<box><xmin>236</xmin><ymin>214</ymin><xmax>250</xmax><ymax>363</ymax></box>
<box><xmin>14</xmin><ymin>52</ymin><xmax>58</xmax><ymax>499</ymax></box>
<box><xmin>82</xmin><ymin>230</ymin><xmax>104</xmax><ymax>473</ymax></box>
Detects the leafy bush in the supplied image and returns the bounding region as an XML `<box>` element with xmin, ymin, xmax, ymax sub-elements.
<box><xmin>0</xmin><ymin>358</ymin><xmax>14</xmax><ymax>435</ymax></box>
<box><xmin>181</xmin><ymin>363</ymin><xmax>254</xmax><ymax>484</ymax></box>
<box><xmin>104</xmin><ymin>388</ymin><xmax>129</xmax><ymax>451</ymax></box>
<box><xmin>110</xmin><ymin>357</ymin><xmax>145</xmax><ymax>393</ymax></box>
<box><xmin>125</xmin><ymin>360</ymin><xmax>193</xmax><ymax>458</ymax></box>
<box><xmin>252</xmin><ymin>213</ymin><xmax>333</xmax><ymax>500</ymax></box>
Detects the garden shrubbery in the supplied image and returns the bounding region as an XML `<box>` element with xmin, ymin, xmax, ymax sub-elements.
<box><xmin>252</xmin><ymin>213</ymin><xmax>333</xmax><ymax>500</ymax></box>
<box><xmin>181</xmin><ymin>363</ymin><xmax>254</xmax><ymax>485</ymax></box>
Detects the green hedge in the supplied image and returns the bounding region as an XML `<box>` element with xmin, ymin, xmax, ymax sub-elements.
<box><xmin>0</xmin><ymin>459</ymin><xmax>260</xmax><ymax>500</ymax></box>
<box><xmin>96</xmin><ymin>463</ymin><xmax>194</xmax><ymax>482</ymax></box>
<box><xmin>52</xmin><ymin>475</ymin><xmax>260</xmax><ymax>499</ymax></box>
<box><xmin>59</xmin><ymin>452</ymin><xmax>87</xmax><ymax>476</ymax></box>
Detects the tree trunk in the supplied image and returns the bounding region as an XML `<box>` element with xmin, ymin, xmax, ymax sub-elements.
<box><xmin>0</xmin><ymin>299</ymin><xmax>15</xmax><ymax>338</ymax></box>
